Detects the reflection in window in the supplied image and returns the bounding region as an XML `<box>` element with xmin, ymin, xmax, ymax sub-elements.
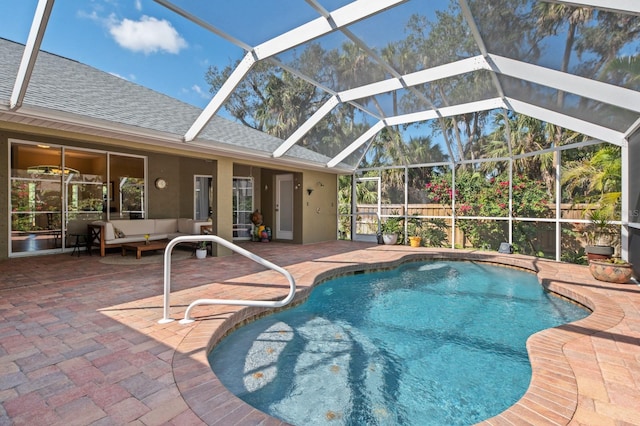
<box><xmin>233</xmin><ymin>177</ymin><xmax>253</xmax><ymax>240</ymax></box>
<box><xmin>10</xmin><ymin>142</ymin><xmax>148</xmax><ymax>254</ymax></box>
<box><xmin>109</xmin><ymin>154</ymin><xmax>145</xmax><ymax>219</ymax></box>
<box><xmin>120</xmin><ymin>178</ymin><xmax>145</xmax><ymax>219</ymax></box>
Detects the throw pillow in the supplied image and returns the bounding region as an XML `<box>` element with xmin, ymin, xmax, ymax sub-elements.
<box><xmin>114</xmin><ymin>227</ymin><xmax>126</xmax><ymax>238</ymax></box>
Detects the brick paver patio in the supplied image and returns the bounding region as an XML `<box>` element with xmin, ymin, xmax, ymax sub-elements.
<box><xmin>1</xmin><ymin>241</ymin><xmax>638</xmax><ymax>425</ymax></box>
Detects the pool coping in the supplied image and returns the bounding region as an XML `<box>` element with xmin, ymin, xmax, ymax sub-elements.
<box><xmin>171</xmin><ymin>247</ymin><xmax>634</xmax><ymax>425</ymax></box>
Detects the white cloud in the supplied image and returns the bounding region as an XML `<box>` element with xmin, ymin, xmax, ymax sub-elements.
<box><xmin>191</xmin><ymin>84</ymin><xmax>209</xmax><ymax>99</ymax></box>
<box><xmin>109</xmin><ymin>15</ymin><xmax>187</xmax><ymax>55</ymax></box>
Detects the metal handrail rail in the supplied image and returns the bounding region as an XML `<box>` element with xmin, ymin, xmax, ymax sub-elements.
<box><xmin>159</xmin><ymin>235</ymin><xmax>296</xmax><ymax>324</ymax></box>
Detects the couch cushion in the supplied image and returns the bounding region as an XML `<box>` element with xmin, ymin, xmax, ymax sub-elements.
<box><xmin>113</xmin><ymin>219</ymin><xmax>156</xmax><ymax>236</ymax></box>
<box><xmin>177</xmin><ymin>218</ymin><xmax>193</xmax><ymax>234</ymax></box>
<box><xmin>115</xmin><ymin>234</ymin><xmax>169</xmax><ymax>244</ymax></box>
<box><xmin>179</xmin><ymin>219</ymin><xmax>212</xmax><ymax>234</ymax></box>
<box><xmin>154</xmin><ymin>219</ymin><xmax>178</xmax><ymax>234</ymax></box>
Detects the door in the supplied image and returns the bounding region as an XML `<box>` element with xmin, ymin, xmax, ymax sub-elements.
<box><xmin>275</xmin><ymin>174</ymin><xmax>293</xmax><ymax>240</ymax></box>
<box><xmin>10</xmin><ymin>144</ymin><xmax>64</xmax><ymax>254</ymax></box>
<box><xmin>10</xmin><ymin>143</ymin><xmax>107</xmax><ymax>255</ymax></box>
<box><xmin>353</xmin><ymin>177</ymin><xmax>381</xmax><ymax>242</ymax></box>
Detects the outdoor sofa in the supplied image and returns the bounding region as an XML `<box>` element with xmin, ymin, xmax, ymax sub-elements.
<box><xmin>89</xmin><ymin>218</ymin><xmax>210</xmax><ymax>256</ymax></box>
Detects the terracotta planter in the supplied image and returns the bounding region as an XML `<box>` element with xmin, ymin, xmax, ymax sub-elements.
<box><xmin>589</xmin><ymin>259</ymin><xmax>634</xmax><ymax>284</ymax></box>
<box><xmin>409</xmin><ymin>236</ymin><xmax>421</xmax><ymax>247</ymax></box>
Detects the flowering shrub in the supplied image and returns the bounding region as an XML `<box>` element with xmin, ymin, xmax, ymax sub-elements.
<box><xmin>425</xmin><ymin>180</ymin><xmax>457</xmax><ymax>204</ymax></box>
<box><xmin>424</xmin><ymin>170</ymin><xmax>552</xmax><ymax>254</ymax></box>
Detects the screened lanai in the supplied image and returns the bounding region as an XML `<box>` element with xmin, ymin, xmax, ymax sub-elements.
<box><xmin>4</xmin><ymin>0</ymin><xmax>640</xmax><ymax>266</ymax></box>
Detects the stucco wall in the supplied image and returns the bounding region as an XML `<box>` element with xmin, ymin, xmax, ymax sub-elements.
<box><xmin>1</xmin><ymin>128</ymin><xmax>341</xmax><ymax>259</ymax></box>
<box><xmin>302</xmin><ymin>171</ymin><xmax>338</xmax><ymax>244</ymax></box>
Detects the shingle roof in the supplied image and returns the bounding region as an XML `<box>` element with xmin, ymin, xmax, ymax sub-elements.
<box><xmin>0</xmin><ymin>38</ymin><xmax>336</xmax><ymax>168</ymax></box>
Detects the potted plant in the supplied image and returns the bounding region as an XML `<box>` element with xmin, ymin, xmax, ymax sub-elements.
<box><xmin>380</xmin><ymin>216</ymin><xmax>402</xmax><ymax>245</ymax></box>
<box><xmin>407</xmin><ymin>215</ymin><xmax>422</xmax><ymax>247</ymax></box>
<box><xmin>195</xmin><ymin>241</ymin><xmax>208</xmax><ymax>259</ymax></box>
<box><xmin>584</xmin><ymin>208</ymin><xmax>615</xmax><ymax>261</ymax></box>
<box><xmin>589</xmin><ymin>257</ymin><xmax>634</xmax><ymax>283</ymax></box>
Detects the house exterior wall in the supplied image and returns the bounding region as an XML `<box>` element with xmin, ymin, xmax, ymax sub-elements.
<box><xmin>146</xmin><ymin>154</ymin><xmax>219</xmax><ymax>219</ymax></box>
<box><xmin>302</xmin><ymin>171</ymin><xmax>338</xmax><ymax>244</ymax></box>
<box><xmin>215</xmin><ymin>159</ymin><xmax>234</xmax><ymax>256</ymax></box>
<box><xmin>0</xmin><ymin>125</ymin><xmax>339</xmax><ymax>260</ymax></box>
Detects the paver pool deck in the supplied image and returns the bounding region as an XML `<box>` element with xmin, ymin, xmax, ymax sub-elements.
<box><xmin>0</xmin><ymin>241</ymin><xmax>638</xmax><ymax>425</ymax></box>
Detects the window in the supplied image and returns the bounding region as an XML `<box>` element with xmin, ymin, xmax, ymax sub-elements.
<box><xmin>194</xmin><ymin>175</ymin><xmax>212</xmax><ymax>221</ymax></box>
<box><xmin>9</xmin><ymin>141</ymin><xmax>146</xmax><ymax>254</ymax></box>
<box><xmin>233</xmin><ymin>177</ymin><xmax>253</xmax><ymax>240</ymax></box>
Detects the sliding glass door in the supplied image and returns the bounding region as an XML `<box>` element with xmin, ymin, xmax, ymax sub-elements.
<box><xmin>65</xmin><ymin>148</ymin><xmax>107</xmax><ymax>225</ymax></box>
<box><xmin>9</xmin><ymin>141</ymin><xmax>146</xmax><ymax>256</ymax></box>
<box><xmin>10</xmin><ymin>144</ymin><xmax>64</xmax><ymax>253</ymax></box>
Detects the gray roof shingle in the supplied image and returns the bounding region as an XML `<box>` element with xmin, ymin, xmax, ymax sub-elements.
<box><xmin>0</xmin><ymin>38</ymin><xmax>336</xmax><ymax>167</ymax></box>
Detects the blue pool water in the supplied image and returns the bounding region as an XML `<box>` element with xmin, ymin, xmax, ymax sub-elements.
<box><xmin>208</xmin><ymin>261</ymin><xmax>588</xmax><ymax>425</ymax></box>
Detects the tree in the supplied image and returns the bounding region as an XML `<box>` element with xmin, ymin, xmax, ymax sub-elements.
<box><xmin>574</xmin><ymin>11</ymin><xmax>640</xmax><ymax>80</ymax></box>
<box><xmin>562</xmin><ymin>144</ymin><xmax>621</xmax><ymax>217</ymax></box>
<box><xmin>534</xmin><ymin>3</ymin><xmax>593</xmax><ymax>107</ymax></box>
<box><xmin>399</xmin><ymin>3</ymin><xmax>494</xmax><ymax>164</ymax></box>
<box><xmin>600</xmin><ymin>55</ymin><xmax>640</xmax><ymax>90</ymax></box>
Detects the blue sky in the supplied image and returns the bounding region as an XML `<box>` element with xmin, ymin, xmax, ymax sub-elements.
<box><xmin>3</xmin><ymin>0</ymin><xmax>629</xmax><ymax>159</ymax></box>
<box><xmin>0</xmin><ymin>1</ymin><xmax>251</xmax><ymax>109</ymax></box>
<box><xmin>0</xmin><ymin>0</ymin><xmax>435</xmax><ymax>111</ymax></box>
<box><xmin>0</xmin><ymin>0</ymin><xmax>455</xmax><ymax>160</ymax></box>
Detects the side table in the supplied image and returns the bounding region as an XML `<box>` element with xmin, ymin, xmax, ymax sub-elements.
<box><xmin>70</xmin><ymin>233</ymin><xmax>91</xmax><ymax>257</ymax></box>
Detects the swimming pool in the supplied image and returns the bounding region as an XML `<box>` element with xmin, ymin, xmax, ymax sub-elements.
<box><xmin>208</xmin><ymin>260</ymin><xmax>589</xmax><ymax>425</ymax></box>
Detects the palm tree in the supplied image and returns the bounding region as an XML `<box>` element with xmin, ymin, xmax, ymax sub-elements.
<box><xmin>562</xmin><ymin>144</ymin><xmax>621</xmax><ymax>217</ymax></box>
<box><xmin>600</xmin><ymin>54</ymin><xmax>640</xmax><ymax>90</ymax></box>
<box><xmin>483</xmin><ymin>113</ymin><xmax>555</xmax><ymax>192</ymax></box>
<box><xmin>535</xmin><ymin>3</ymin><xmax>593</xmax><ymax>107</ymax></box>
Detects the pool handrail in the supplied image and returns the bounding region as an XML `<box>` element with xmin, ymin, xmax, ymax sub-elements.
<box><xmin>159</xmin><ymin>235</ymin><xmax>296</xmax><ymax>324</ymax></box>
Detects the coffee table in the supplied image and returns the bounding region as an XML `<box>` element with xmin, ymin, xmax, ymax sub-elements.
<box><xmin>121</xmin><ymin>240</ymin><xmax>168</xmax><ymax>259</ymax></box>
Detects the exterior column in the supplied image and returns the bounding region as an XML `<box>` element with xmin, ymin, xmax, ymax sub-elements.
<box><xmin>215</xmin><ymin>159</ymin><xmax>234</xmax><ymax>257</ymax></box>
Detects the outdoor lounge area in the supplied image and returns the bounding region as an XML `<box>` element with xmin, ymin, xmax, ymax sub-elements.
<box><xmin>1</xmin><ymin>0</ymin><xmax>640</xmax><ymax>424</ymax></box>
<box><xmin>0</xmin><ymin>241</ymin><xmax>639</xmax><ymax>424</ymax></box>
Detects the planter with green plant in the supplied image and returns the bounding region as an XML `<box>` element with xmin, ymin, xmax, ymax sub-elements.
<box><xmin>380</xmin><ymin>216</ymin><xmax>402</xmax><ymax>245</ymax></box>
<box><xmin>407</xmin><ymin>215</ymin><xmax>422</xmax><ymax>247</ymax></box>
<box><xmin>195</xmin><ymin>241</ymin><xmax>208</xmax><ymax>259</ymax></box>
<box><xmin>585</xmin><ymin>208</ymin><xmax>615</xmax><ymax>261</ymax></box>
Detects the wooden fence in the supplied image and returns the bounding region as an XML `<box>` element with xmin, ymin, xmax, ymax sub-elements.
<box><xmin>344</xmin><ymin>203</ymin><xmax>616</xmax><ymax>259</ymax></box>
